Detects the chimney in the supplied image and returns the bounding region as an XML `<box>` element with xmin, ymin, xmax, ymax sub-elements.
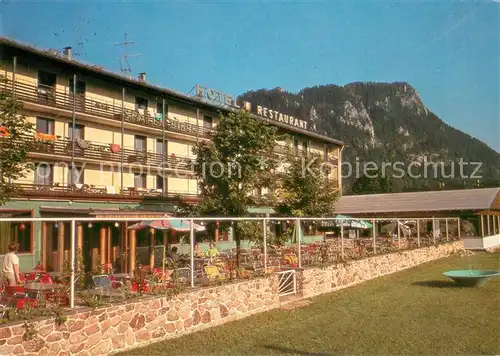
<box><xmin>138</xmin><ymin>72</ymin><xmax>146</xmax><ymax>82</ymax></box>
<box><xmin>63</xmin><ymin>46</ymin><xmax>72</xmax><ymax>60</ymax></box>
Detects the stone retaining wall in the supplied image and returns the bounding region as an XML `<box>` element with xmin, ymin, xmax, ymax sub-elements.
<box><xmin>0</xmin><ymin>241</ymin><xmax>463</xmax><ymax>355</ymax></box>
<box><xmin>299</xmin><ymin>241</ymin><xmax>463</xmax><ymax>298</ymax></box>
<box><xmin>0</xmin><ymin>276</ymin><xmax>279</xmax><ymax>356</ymax></box>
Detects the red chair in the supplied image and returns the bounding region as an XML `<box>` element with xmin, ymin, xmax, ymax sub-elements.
<box><xmin>131</xmin><ymin>280</ymin><xmax>150</xmax><ymax>293</ymax></box>
<box><xmin>16</xmin><ymin>298</ymin><xmax>37</xmax><ymax>309</ymax></box>
<box><xmin>5</xmin><ymin>286</ymin><xmax>25</xmax><ymax>297</ymax></box>
<box><xmin>34</xmin><ymin>262</ymin><xmax>46</xmax><ymax>271</ymax></box>
<box><xmin>39</xmin><ymin>274</ymin><xmax>54</xmax><ymax>284</ymax></box>
<box><xmin>104</xmin><ymin>263</ymin><xmax>114</xmax><ymax>274</ymax></box>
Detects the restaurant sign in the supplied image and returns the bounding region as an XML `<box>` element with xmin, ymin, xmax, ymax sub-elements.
<box><xmin>195</xmin><ymin>84</ymin><xmax>316</xmax><ymax>132</ymax></box>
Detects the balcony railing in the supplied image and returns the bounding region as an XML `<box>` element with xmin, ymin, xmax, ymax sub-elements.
<box><xmin>16</xmin><ymin>134</ymin><xmax>194</xmax><ymax>171</ymax></box>
<box><xmin>271</xmin><ymin>146</ymin><xmax>339</xmax><ymax>166</ymax></box>
<box><xmin>15</xmin><ymin>183</ymin><xmax>199</xmax><ymax>200</ymax></box>
<box><xmin>1</xmin><ymin>78</ymin><xmax>212</xmax><ymax>138</ymax></box>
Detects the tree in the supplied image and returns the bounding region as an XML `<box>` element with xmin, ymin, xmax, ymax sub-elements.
<box><xmin>277</xmin><ymin>148</ymin><xmax>340</xmax><ymax>217</ymax></box>
<box><xmin>351</xmin><ymin>170</ymin><xmax>391</xmax><ymax>195</ymax></box>
<box><xmin>191</xmin><ymin>110</ymin><xmax>277</xmax><ymax>267</ymax></box>
<box><xmin>0</xmin><ymin>82</ymin><xmax>34</xmax><ymax>205</ymax></box>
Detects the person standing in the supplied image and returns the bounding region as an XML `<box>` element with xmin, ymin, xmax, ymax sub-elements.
<box><xmin>2</xmin><ymin>242</ymin><xmax>21</xmax><ymax>286</ymax></box>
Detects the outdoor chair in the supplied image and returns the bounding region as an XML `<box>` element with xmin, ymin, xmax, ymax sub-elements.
<box><xmin>91</xmin><ymin>274</ymin><xmax>125</xmax><ymax>299</ymax></box>
<box><xmin>173</xmin><ymin>267</ymin><xmax>191</xmax><ymax>284</ymax></box>
<box><xmin>283</xmin><ymin>253</ymin><xmax>298</xmax><ymax>267</ymax></box>
<box><xmin>204</xmin><ymin>265</ymin><xmax>224</xmax><ymax>280</ymax></box>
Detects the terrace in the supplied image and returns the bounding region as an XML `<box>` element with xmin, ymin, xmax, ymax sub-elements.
<box><xmin>0</xmin><ymin>216</ymin><xmax>464</xmax><ymax>309</ymax></box>
<box><xmin>0</xmin><ymin>215</ymin><xmax>475</xmax><ymax>355</ymax></box>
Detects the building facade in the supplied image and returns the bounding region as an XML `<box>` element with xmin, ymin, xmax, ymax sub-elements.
<box><xmin>0</xmin><ymin>37</ymin><xmax>344</xmax><ymax>272</ymax></box>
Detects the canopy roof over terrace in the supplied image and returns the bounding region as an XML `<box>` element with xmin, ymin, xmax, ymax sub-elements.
<box><xmin>335</xmin><ymin>188</ymin><xmax>500</xmax><ymax>217</ymax></box>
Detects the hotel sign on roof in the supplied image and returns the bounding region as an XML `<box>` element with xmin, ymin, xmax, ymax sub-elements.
<box><xmin>195</xmin><ymin>84</ymin><xmax>316</xmax><ymax>133</ymax></box>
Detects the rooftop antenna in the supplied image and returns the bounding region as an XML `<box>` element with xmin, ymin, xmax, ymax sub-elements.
<box><xmin>115</xmin><ymin>33</ymin><xmax>141</xmax><ymax>78</ymax></box>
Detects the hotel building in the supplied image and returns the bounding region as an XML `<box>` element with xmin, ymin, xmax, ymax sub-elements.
<box><xmin>0</xmin><ymin>37</ymin><xmax>344</xmax><ymax>272</ymax></box>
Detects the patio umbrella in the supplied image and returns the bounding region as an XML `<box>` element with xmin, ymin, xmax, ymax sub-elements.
<box><xmin>381</xmin><ymin>221</ymin><xmax>411</xmax><ymax>237</ymax></box>
<box><xmin>292</xmin><ymin>220</ymin><xmax>305</xmax><ymax>244</ymax></box>
<box><xmin>127</xmin><ymin>219</ymin><xmax>205</xmax><ymax>232</ymax></box>
<box><xmin>334</xmin><ymin>215</ymin><xmax>372</xmax><ymax>229</ymax></box>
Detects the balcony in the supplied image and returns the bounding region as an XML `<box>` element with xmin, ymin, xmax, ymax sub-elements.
<box><xmin>0</xmin><ymin>78</ymin><xmax>212</xmax><ymax>138</ymax></box>
<box><xmin>17</xmin><ymin>134</ymin><xmax>194</xmax><ymax>171</ymax></box>
<box><xmin>272</xmin><ymin>145</ymin><xmax>339</xmax><ymax>166</ymax></box>
<box><xmin>14</xmin><ymin>183</ymin><xmax>199</xmax><ymax>201</ymax></box>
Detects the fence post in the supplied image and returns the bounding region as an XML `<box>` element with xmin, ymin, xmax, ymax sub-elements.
<box><xmin>340</xmin><ymin>224</ymin><xmax>344</xmax><ymax>260</ymax></box>
<box><xmin>432</xmin><ymin>217</ymin><xmax>436</xmax><ymax>245</ymax></box>
<box><xmin>70</xmin><ymin>219</ymin><xmax>76</xmax><ymax>309</ymax></box>
<box><xmin>372</xmin><ymin>219</ymin><xmax>376</xmax><ymax>254</ymax></box>
<box><xmin>296</xmin><ymin>219</ymin><xmax>301</xmax><ymax>268</ymax></box>
<box><xmin>445</xmin><ymin>218</ymin><xmax>449</xmax><ymax>241</ymax></box>
<box><xmin>417</xmin><ymin>218</ymin><xmax>420</xmax><ymax>247</ymax></box>
<box><xmin>457</xmin><ymin>218</ymin><xmax>461</xmax><ymax>239</ymax></box>
<box><xmin>397</xmin><ymin>219</ymin><xmax>401</xmax><ymax>249</ymax></box>
<box><xmin>190</xmin><ymin>220</ymin><xmax>194</xmax><ymax>288</ymax></box>
<box><xmin>12</xmin><ymin>56</ymin><xmax>16</xmax><ymax>97</ymax></box>
<box><xmin>263</xmin><ymin>218</ymin><xmax>267</xmax><ymax>274</ymax></box>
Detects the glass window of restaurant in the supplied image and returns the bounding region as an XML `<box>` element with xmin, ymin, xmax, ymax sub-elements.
<box><xmin>0</xmin><ymin>211</ymin><xmax>33</xmax><ymax>254</ymax></box>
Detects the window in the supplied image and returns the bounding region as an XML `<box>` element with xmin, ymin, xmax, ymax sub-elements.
<box><xmin>36</xmin><ymin>117</ymin><xmax>55</xmax><ymax>135</ymax></box>
<box><xmin>0</xmin><ymin>212</ymin><xmax>33</xmax><ymax>254</ymax></box>
<box><xmin>67</xmin><ymin>166</ymin><xmax>84</xmax><ymax>185</ymax></box>
<box><xmin>35</xmin><ymin>163</ymin><xmax>53</xmax><ymax>186</ymax></box>
<box><xmin>203</xmin><ymin>115</ymin><xmax>213</xmax><ymax>129</ymax></box>
<box><xmin>156</xmin><ymin>175</ymin><xmax>164</xmax><ymax>190</ymax></box>
<box><xmin>134</xmin><ymin>173</ymin><xmax>147</xmax><ymax>189</ymax></box>
<box><xmin>37</xmin><ymin>70</ymin><xmax>56</xmax><ymax>88</ymax></box>
<box><xmin>156</xmin><ymin>139</ymin><xmax>166</xmax><ymax>155</ymax></box>
<box><xmin>134</xmin><ymin>135</ymin><xmax>147</xmax><ymax>152</ymax></box>
<box><xmin>135</xmin><ymin>97</ymin><xmax>148</xmax><ymax>111</ymax></box>
<box><xmin>69</xmin><ymin>78</ymin><xmax>86</xmax><ymax>95</ymax></box>
<box><xmin>293</xmin><ymin>138</ymin><xmax>299</xmax><ymax>156</ymax></box>
<box><xmin>68</xmin><ymin>123</ymin><xmax>84</xmax><ymax>140</ymax></box>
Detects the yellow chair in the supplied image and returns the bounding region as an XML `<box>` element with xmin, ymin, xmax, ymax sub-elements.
<box><xmin>204</xmin><ymin>265</ymin><xmax>224</xmax><ymax>280</ymax></box>
<box><xmin>283</xmin><ymin>254</ymin><xmax>298</xmax><ymax>266</ymax></box>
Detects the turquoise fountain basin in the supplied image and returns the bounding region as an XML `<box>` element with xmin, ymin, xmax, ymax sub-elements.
<box><xmin>443</xmin><ymin>270</ymin><xmax>500</xmax><ymax>287</ymax></box>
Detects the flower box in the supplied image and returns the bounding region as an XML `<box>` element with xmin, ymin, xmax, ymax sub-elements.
<box><xmin>35</xmin><ymin>132</ymin><xmax>57</xmax><ymax>142</ymax></box>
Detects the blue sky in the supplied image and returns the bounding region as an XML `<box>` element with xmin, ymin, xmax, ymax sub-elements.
<box><xmin>2</xmin><ymin>1</ymin><xmax>499</xmax><ymax>151</ymax></box>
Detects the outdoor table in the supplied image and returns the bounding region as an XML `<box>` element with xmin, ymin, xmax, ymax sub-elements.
<box><xmin>110</xmin><ymin>273</ymin><xmax>131</xmax><ymax>280</ymax></box>
<box><xmin>23</xmin><ymin>283</ymin><xmax>65</xmax><ymax>302</ymax></box>
<box><xmin>47</xmin><ymin>272</ymin><xmax>63</xmax><ymax>278</ymax></box>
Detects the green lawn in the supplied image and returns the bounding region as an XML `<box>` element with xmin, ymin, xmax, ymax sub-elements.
<box><xmin>120</xmin><ymin>252</ymin><xmax>500</xmax><ymax>355</ymax></box>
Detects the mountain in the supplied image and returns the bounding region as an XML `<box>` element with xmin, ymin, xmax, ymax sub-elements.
<box><xmin>239</xmin><ymin>82</ymin><xmax>500</xmax><ymax>193</ymax></box>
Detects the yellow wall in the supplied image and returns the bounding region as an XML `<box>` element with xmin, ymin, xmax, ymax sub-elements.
<box><xmin>168</xmin><ymin>140</ymin><xmax>191</xmax><ymax>157</ymax></box>
<box><xmin>168</xmin><ymin>105</ymin><xmax>198</xmax><ymax>125</ymax></box>
<box><xmin>167</xmin><ymin>177</ymin><xmax>197</xmax><ymax>193</ymax></box>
